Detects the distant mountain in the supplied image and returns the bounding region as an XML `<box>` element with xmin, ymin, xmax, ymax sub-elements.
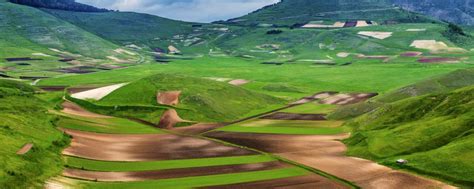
<box><xmin>226</xmin><ymin>0</ymin><xmax>434</xmax><ymax>26</ymax></box>
<box><xmin>391</xmin><ymin>0</ymin><xmax>474</xmax><ymax>25</ymax></box>
<box><xmin>9</xmin><ymin>0</ymin><xmax>109</xmax><ymax>12</ymax></box>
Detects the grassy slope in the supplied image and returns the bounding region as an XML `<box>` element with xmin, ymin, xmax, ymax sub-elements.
<box><xmin>231</xmin><ymin>0</ymin><xmax>433</xmax><ymax>26</ymax></box>
<box><xmin>212</xmin><ymin>23</ymin><xmax>461</xmax><ymax>60</ymax></box>
<box><xmin>344</xmin><ymin>86</ymin><xmax>474</xmax><ymax>186</ymax></box>
<box><xmin>97</xmin><ymin>73</ymin><xmax>285</xmax><ymax>122</ymax></box>
<box><xmin>329</xmin><ymin>68</ymin><xmax>474</xmax><ymax>119</ymax></box>
<box><xmin>0</xmin><ymin>79</ymin><xmax>68</xmax><ymax>188</ymax></box>
<box><xmin>0</xmin><ymin>2</ymin><xmax>120</xmax><ymax>59</ymax></box>
<box><xmin>43</xmin><ymin>9</ymin><xmax>195</xmax><ymax>49</ymax></box>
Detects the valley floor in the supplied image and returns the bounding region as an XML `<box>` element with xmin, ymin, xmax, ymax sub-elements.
<box><xmin>48</xmin><ymin>88</ymin><xmax>457</xmax><ymax>189</ymax></box>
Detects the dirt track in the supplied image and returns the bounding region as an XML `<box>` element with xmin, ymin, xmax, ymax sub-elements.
<box><xmin>62</xmin><ymin>129</ymin><xmax>255</xmax><ymax>161</ymax></box>
<box><xmin>63</xmin><ymin>162</ymin><xmax>287</xmax><ymax>182</ymax></box>
<box><xmin>205</xmin><ymin>132</ymin><xmax>455</xmax><ymax>189</ymax></box>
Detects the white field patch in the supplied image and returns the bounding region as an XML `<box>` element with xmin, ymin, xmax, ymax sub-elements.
<box><xmin>205</xmin><ymin>77</ymin><xmax>233</xmax><ymax>82</ymax></box>
<box><xmin>358</xmin><ymin>31</ymin><xmax>393</xmax><ymax>39</ymax></box>
<box><xmin>228</xmin><ymin>79</ymin><xmax>250</xmax><ymax>86</ymax></box>
<box><xmin>107</xmin><ymin>56</ymin><xmax>128</xmax><ymax>63</ymax></box>
<box><xmin>32</xmin><ymin>53</ymin><xmax>51</xmax><ymax>57</ymax></box>
<box><xmin>406</xmin><ymin>29</ymin><xmax>426</xmax><ymax>32</ymax></box>
<box><xmin>71</xmin><ymin>83</ymin><xmax>128</xmax><ymax>101</ymax></box>
<box><xmin>356</xmin><ymin>21</ymin><xmax>369</xmax><ymax>27</ymax></box>
<box><xmin>302</xmin><ymin>21</ymin><xmax>344</xmax><ymax>28</ymax></box>
<box><xmin>410</xmin><ymin>40</ymin><xmax>466</xmax><ymax>53</ymax></box>
<box><xmin>337</xmin><ymin>52</ymin><xmax>351</xmax><ymax>58</ymax></box>
<box><xmin>168</xmin><ymin>45</ymin><xmax>181</xmax><ymax>54</ymax></box>
<box><xmin>114</xmin><ymin>48</ymin><xmax>136</xmax><ymax>56</ymax></box>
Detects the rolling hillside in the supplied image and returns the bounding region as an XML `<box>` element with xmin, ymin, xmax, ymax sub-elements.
<box><xmin>87</xmin><ymin>74</ymin><xmax>285</xmax><ymax>123</ymax></box>
<box><xmin>391</xmin><ymin>0</ymin><xmax>474</xmax><ymax>25</ymax></box>
<box><xmin>42</xmin><ymin>9</ymin><xmax>199</xmax><ymax>51</ymax></box>
<box><xmin>0</xmin><ymin>1</ymin><xmax>120</xmax><ymax>59</ymax></box>
<box><xmin>0</xmin><ymin>79</ymin><xmax>68</xmax><ymax>188</ymax></box>
<box><xmin>225</xmin><ymin>0</ymin><xmax>434</xmax><ymax>26</ymax></box>
<box><xmin>344</xmin><ymin>84</ymin><xmax>474</xmax><ymax>186</ymax></box>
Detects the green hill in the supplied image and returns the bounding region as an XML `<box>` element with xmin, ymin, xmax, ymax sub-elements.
<box><xmin>0</xmin><ymin>79</ymin><xmax>68</xmax><ymax>188</ymax></box>
<box><xmin>344</xmin><ymin>85</ymin><xmax>474</xmax><ymax>186</ymax></box>
<box><xmin>0</xmin><ymin>1</ymin><xmax>120</xmax><ymax>59</ymax></box>
<box><xmin>225</xmin><ymin>0</ymin><xmax>434</xmax><ymax>26</ymax></box>
<box><xmin>43</xmin><ymin>9</ymin><xmax>197</xmax><ymax>51</ymax></box>
<box><xmin>391</xmin><ymin>0</ymin><xmax>474</xmax><ymax>26</ymax></box>
<box><xmin>92</xmin><ymin>74</ymin><xmax>285</xmax><ymax>123</ymax></box>
<box><xmin>329</xmin><ymin>68</ymin><xmax>474</xmax><ymax>120</ymax></box>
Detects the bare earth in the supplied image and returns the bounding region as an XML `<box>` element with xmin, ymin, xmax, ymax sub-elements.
<box><xmin>204</xmin><ymin>175</ymin><xmax>349</xmax><ymax>189</ymax></box>
<box><xmin>62</xmin><ymin>129</ymin><xmax>256</xmax><ymax>161</ymax></box>
<box><xmin>205</xmin><ymin>132</ymin><xmax>455</xmax><ymax>189</ymax></box>
<box><xmin>228</xmin><ymin>79</ymin><xmax>250</xmax><ymax>86</ymax></box>
<box><xmin>157</xmin><ymin>91</ymin><xmax>181</xmax><ymax>106</ymax></box>
<box><xmin>16</xmin><ymin>143</ymin><xmax>33</xmax><ymax>155</ymax></box>
<box><xmin>61</xmin><ymin>101</ymin><xmax>112</xmax><ymax>118</ymax></box>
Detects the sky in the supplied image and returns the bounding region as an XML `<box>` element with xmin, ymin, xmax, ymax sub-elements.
<box><xmin>77</xmin><ymin>0</ymin><xmax>280</xmax><ymax>23</ymax></box>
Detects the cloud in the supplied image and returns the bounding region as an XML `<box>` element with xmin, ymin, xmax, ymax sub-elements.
<box><xmin>76</xmin><ymin>0</ymin><xmax>280</xmax><ymax>22</ymax></box>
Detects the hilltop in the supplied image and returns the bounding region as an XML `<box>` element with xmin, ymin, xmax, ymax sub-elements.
<box><xmin>392</xmin><ymin>0</ymin><xmax>474</xmax><ymax>26</ymax></box>
<box><xmin>224</xmin><ymin>0</ymin><xmax>434</xmax><ymax>26</ymax></box>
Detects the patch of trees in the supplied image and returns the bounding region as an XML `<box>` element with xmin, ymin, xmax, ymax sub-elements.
<box><xmin>9</xmin><ymin>0</ymin><xmax>110</xmax><ymax>12</ymax></box>
<box><xmin>266</xmin><ymin>29</ymin><xmax>283</xmax><ymax>35</ymax></box>
<box><xmin>443</xmin><ymin>23</ymin><xmax>474</xmax><ymax>48</ymax></box>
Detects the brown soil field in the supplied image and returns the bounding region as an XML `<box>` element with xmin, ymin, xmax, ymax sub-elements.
<box><xmin>61</xmin><ymin>101</ymin><xmax>112</xmax><ymax>118</ymax></box>
<box><xmin>157</xmin><ymin>91</ymin><xmax>181</xmax><ymax>106</ymax></box>
<box><xmin>290</xmin><ymin>92</ymin><xmax>338</xmax><ymax>105</ymax></box>
<box><xmin>63</xmin><ymin>162</ymin><xmax>286</xmax><ymax>182</ymax></box>
<box><xmin>204</xmin><ymin>175</ymin><xmax>349</xmax><ymax>189</ymax></box>
<box><xmin>157</xmin><ymin>109</ymin><xmax>189</xmax><ymax>129</ymax></box>
<box><xmin>16</xmin><ymin>143</ymin><xmax>33</xmax><ymax>155</ymax></box>
<box><xmin>205</xmin><ymin>132</ymin><xmax>455</xmax><ymax>189</ymax></box>
<box><xmin>171</xmin><ymin>123</ymin><xmax>225</xmax><ymax>135</ymax></box>
<box><xmin>418</xmin><ymin>57</ymin><xmax>460</xmax><ymax>63</ymax></box>
<box><xmin>260</xmin><ymin>112</ymin><xmax>326</xmax><ymax>121</ymax></box>
<box><xmin>62</xmin><ymin>129</ymin><xmax>255</xmax><ymax>161</ymax></box>
<box><xmin>319</xmin><ymin>93</ymin><xmax>377</xmax><ymax>105</ymax></box>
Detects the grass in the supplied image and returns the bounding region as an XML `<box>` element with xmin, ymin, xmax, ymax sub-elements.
<box><xmin>76</xmin><ymin>167</ymin><xmax>310</xmax><ymax>189</ymax></box>
<box><xmin>329</xmin><ymin>68</ymin><xmax>474</xmax><ymax>120</ymax></box>
<box><xmin>231</xmin><ymin>0</ymin><xmax>435</xmax><ymax>26</ymax></box>
<box><xmin>65</xmin><ymin>155</ymin><xmax>276</xmax><ymax>172</ymax></box>
<box><xmin>0</xmin><ymin>79</ymin><xmax>69</xmax><ymax>188</ymax></box>
<box><xmin>93</xmin><ymin>73</ymin><xmax>285</xmax><ymax>122</ymax></box>
<box><xmin>40</xmin><ymin>56</ymin><xmax>474</xmax><ymax>99</ymax></box>
<box><xmin>56</xmin><ymin>115</ymin><xmax>163</xmax><ymax>134</ymax></box>
<box><xmin>344</xmin><ymin>85</ymin><xmax>474</xmax><ymax>186</ymax></box>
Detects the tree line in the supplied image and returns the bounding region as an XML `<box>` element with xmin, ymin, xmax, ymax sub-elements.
<box><xmin>9</xmin><ymin>0</ymin><xmax>110</xmax><ymax>12</ymax></box>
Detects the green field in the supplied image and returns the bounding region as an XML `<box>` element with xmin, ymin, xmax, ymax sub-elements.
<box><xmin>65</xmin><ymin>155</ymin><xmax>276</xmax><ymax>172</ymax></box>
<box><xmin>75</xmin><ymin>168</ymin><xmax>311</xmax><ymax>189</ymax></box>
<box><xmin>56</xmin><ymin>115</ymin><xmax>163</xmax><ymax>134</ymax></box>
